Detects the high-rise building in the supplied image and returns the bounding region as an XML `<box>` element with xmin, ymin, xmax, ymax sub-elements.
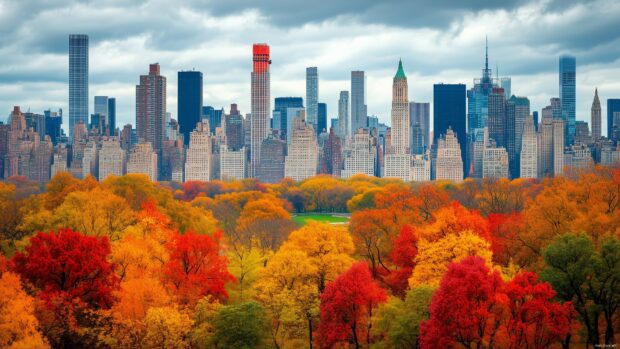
<box><xmin>250</xmin><ymin>43</ymin><xmax>271</xmax><ymax>177</ymax></box>
<box><xmin>564</xmin><ymin>144</ymin><xmax>593</xmax><ymax>172</ymax></box>
<box><xmin>384</xmin><ymin>154</ymin><xmax>411</xmax><ymax>181</ymax></box>
<box><xmin>506</xmin><ymin>96</ymin><xmax>530</xmax><ymax>178</ymax></box>
<box><xmin>318</xmin><ymin>102</ymin><xmax>327</xmax><ymax>135</ymax></box>
<box><xmin>483</xmin><ymin>142</ymin><xmax>509</xmax><ymax>179</ymax></box>
<box><xmin>341</xmin><ymin>129</ymin><xmax>376</xmax><ymax>178</ymax></box>
<box><xmin>351</xmin><ymin>71</ymin><xmax>367</xmax><ymax>133</ymax></box>
<box><xmin>338</xmin><ymin>91</ymin><xmax>349</xmax><ymax>139</ymax></box>
<box><xmin>306</xmin><ymin>67</ymin><xmax>319</xmax><ymax>130</ymax></box>
<box><xmin>433</xmin><ymin>83</ymin><xmax>467</xmax><ymax>175</ymax></box>
<box><xmin>390</xmin><ymin>60</ymin><xmax>410</xmax><ymax>155</ymax></box>
<box><xmin>98</xmin><ymin>138</ymin><xmax>125</xmax><ymax>180</ymax></box>
<box><xmin>50</xmin><ymin>146</ymin><xmax>69</xmax><ymax>178</ymax></box>
<box><xmin>435</xmin><ymin>128</ymin><xmax>463</xmax><ymax>182</ymax></box>
<box><xmin>69</xmin><ymin>34</ymin><xmax>89</xmax><ymax>143</ymax></box>
<box><xmin>553</xmin><ymin>118</ymin><xmax>565</xmax><ymax>176</ymax></box>
<box><xmin>500</xmin><ymin>77</ymin><xmax>512</xmax><ymax>99</ymax></box>
<box><xmin>178</xmin><ymin>70</ymin><xmax>203</xmax><ymax>146</ymax></box>
<box><xmin>574</xmin><ymin>121</ymin><xmax>591</xmax><ymax>145</ymax></box>
<box><xmin>467</xmin><ymin>39</ymin><xmax>497</xmax><ymax>133</ymax></box>
<box><xmin>285</xmin><ymin>112</ymin><xmax>318</xmax><ymax>181</ymax></box>
<box><xmin>220</xmin><ymin>147</ymin><xmax>246</xmax><ymax>180</ymax></box>
<box><xmin>203</xmin><ymin>106</ymin><xmax>224</xmax><ymax>134</ymax></box>
<box><xmin>559</xmin><ymin>55</ymin><xmax>576</xmax><ymax>145</ymax></box>
<box><xmin>224</xmin><ymin>104</ymin><xmax>245</xmax><ymax>151</ymax></box>
<box><xmin>94</xmin><ymin>96</ymin><xmax>109</xmax><ymax>134</ymax></box>
<box><xmin>411</xmin><ymin>152</ymin><xmax>431</xmax><ymax>181</ymax></box>
<box><xmin>520</xmin><ymin>116</ymin><xmax>537</xmax><ymax>179</ymax></box>
<box><xmin>607</xmin><ymin>99</ymin><xmax>620</xmax><ymax>141</ymax></box>
<box><xmin>184</xmin><ymin>121</ymin><xmax>211</xmax><ymax>182</ymax></box>
<box><xmin>410</xmin><ymin>102</ymin><xmax>430</xmax><ymax>154</ymax></box>
<box><xmin>273</xmin><ymin>97</ymin><xmax>303</xmax><ymax>142</ymax></box>
<box><xmin>487</xmin><ymin>87</ymin><xmax>506</xmax><ymax>148</ymax></box>
<box><xmin>258</xmin><ymin>135</ymin><xmax>286</xmax><ymax>183</ymax></box>
<box><xmin>538</xmin><ymin>107</ymin><xmax>554</xmax><ymax>178</ymax></box>
<box><xmin>108</xmin><ymin>98</ymin><xmax>116</xmax><ymax>135</ymax></box>
<box><xmin>136</xmin><ymin>63</ymin><xmax>166</xmax><ymax>153</ymax></box>
<box><xmin>591</xmin><ymin>89</ymin><xmax>601</xmax><ymax>141</ymax></box>
<box><xmin>321</xmin><ymin>128</ymin><xmax>343</xmax><ymax>177</ymax></box>
<box><xmin>81</xmin><ymin>140</ymin><xmax>98</xmax><ymax>179</ymax></box>
<box><xmin>126</xmin><ymin>142</ymin><xmax>158</xmax><ymax>181</ymax></box>
<box><xmin>161</xmin><ymin>139</ymin><xmax>185</xmax><ymax>182</ymax></box>
<box><xmin>44</xmin><ymin>109</ymin><xmax>63</xmax><ymax>145</ymax></box>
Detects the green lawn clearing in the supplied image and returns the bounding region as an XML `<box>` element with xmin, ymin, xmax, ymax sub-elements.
<box><xmin>292</xmin><ymin>213</ymin><xmax>350</xmax><ymax>226</ymax></box>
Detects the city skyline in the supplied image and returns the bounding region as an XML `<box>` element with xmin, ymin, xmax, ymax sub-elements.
<box><xmin>1</xmin><ymin>0</ymin><xmax>620</xmax><ymax>135</ymax></box>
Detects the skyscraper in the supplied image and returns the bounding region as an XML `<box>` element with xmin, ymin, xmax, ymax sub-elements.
<box><xmin>341</xmin><ymin>129</ymin><xmax>376</xmax><ymax>178</ymax></box>
<box><xmin>185</xmin><ymin>121</ymin><xmax>211</xmax><ymax>182</ymax></box>
<box><xmin>94</xmin><ymin>96</ymin><xmax>108</xmax><ymax>132</ymax></box>
<box><xmin>467</xmin><ymin>38</ymin><xmax>497</xmax><ymax>133</ymax></box>
<box><xmin>318</xmin><ymin>102</ymin><xmax>327</xmax><ymax>135</ymax></box>
<box><xmin>69</xmin><ymin>34</ymin><xmax>89</xmax><ymax>142</ymax></box>
<box><xmin>338</xmin><ymin>91</ymin><xmax>349</xmax><ymax>139</ymax></box>
<box><xmin>506</xmin><ymin>96</ymin><xmax>530</xmax><ymax>178</ymax></box>
<box><xmin>224</xmin><ymin>104</ymin><xmax>244</xmax><ymax>151</ymax></box>
<box><xmin>351</xmin><ymin>71</ymin><xmax>367</xmax><ymax>133</ymax></box>
<box><xmin>433</xmin><ymin>83</ymin><xmax>467</xmax><ymax>175</ymax></box>
<box><xmin>538</xmin><ymin>106</ymin><xmax>554</xmax><ymax>177</ymax></box>
<box><xmin>178</xmin><ymin>70</ymin><xmax>203</xmax><ymax>146</ymax></box>
<box><xmin>250</xmin><ymin>43</ymin><xmax>271</xmax><ymax>177</ymax></box>
<box><xmin>559</xmin><ymin>55</ymin><xmax>576</xmax><ymax>145</ymax></box>
<box><xmin>607</xmin><ymin>99</ymin><xmax>620</xmax><ymax>141</ymax></box>
<box><xmin>274</xmin><ymin>97</ymin><xmax>303</xmax><ymax>141</ymax></box>
<box><xmin>306</xmin><ymin>67</ymin><xmax>318</xmax><ymax>130</ymax></box>
<box><xmin>390</xmin><ymin>60</ymin><xmax>410</xmax><ymax>154</ymax></box>
<box><xmin>553</xmin><ymin>118</ymin><xmax>565</xmax><ymax>176</ymax></box>
<box><xmin>435</xmin><ymin>128</ymin><xmax>464</xmax><ymax>182</ymax></box>
<box><xmin>136</xmin><ymin>63</ymin><xmax>167</xmax><ymax>153</ymax></box>
<box><xmin>520</xmin><ymin>116</ymin><xmax>537</xmax><ymax>179</ymax></box>
<box><xmin>487</xmin><ymin>87</ymin><xmax>506</xmax><ymax>148</ymax></box>
<box><xmin>127</xmin><ymin>142</ymin><xmax>158</xmax><ymax>181</ymax></box>
<box><xmin>108</xmin><ymin>98</ymin><xmax>116</xmax><ymax>135</ymax></box>
<box><xmin>410</xmin><ymin>102</ymin><xmax>430</xmax><ymax>154</ymax></box>
<box><xmin>285</xmin><ymin>112</ymin><xmax>318</xmax><ymax>181</ymax></box>
<box><xmin>591</xmin><ymin>89</ymin><xmax>601</xmax><ymax>141</ymax></box>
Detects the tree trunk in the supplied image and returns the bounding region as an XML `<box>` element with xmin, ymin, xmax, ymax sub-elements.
<box><xmin>308</xmin><ymin>315</ymin><xmax>313</xmax><ymax>349</ymax></box>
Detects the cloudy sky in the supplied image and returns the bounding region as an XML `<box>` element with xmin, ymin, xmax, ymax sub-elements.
<box><xmin>1</xmin><ymin>0</ymin><xmax>619</xmax><ymax>135</ymax></box>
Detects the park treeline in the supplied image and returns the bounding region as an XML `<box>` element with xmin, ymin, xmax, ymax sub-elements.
<box><xmin>0</xmin><ymin>167</ymin><xmax>619</xmax><ymax>348</ymax></box>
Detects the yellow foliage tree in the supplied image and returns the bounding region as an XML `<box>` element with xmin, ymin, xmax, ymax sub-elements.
<box><xmin>53</xmin><ymin>187</ymin><xmax>135</xmax><ymax>241</ymax></box>
<box><xmin>408</xmin><ymin>231</ymin><xmax>493</xmax><ymax>288</ymax></box>
<box><xmin>142</xmin><ymin>306</ymin><xmax>193</xmax><ymax>349</ymax></box>
<box><xmin>0</xmin><ymin>272</ymin><xmax>50</xmax><ymax>348</ymax></box>
<box><xmin>112</xmin><ymin>277</ymin><xmax>172</xmax><ymax>321</ymax></box>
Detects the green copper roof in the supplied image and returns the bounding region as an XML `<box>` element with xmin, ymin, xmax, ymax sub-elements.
<box><xmin>394</xmin><ymin>59</ymin><xmax>406</xmax><ymax>79</ymax></box>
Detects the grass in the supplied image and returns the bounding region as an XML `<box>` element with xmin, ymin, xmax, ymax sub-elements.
<box><xmin>292</xmin><ymin>213</ymin><xmax>350</xmax><ymax>226</ymax></box>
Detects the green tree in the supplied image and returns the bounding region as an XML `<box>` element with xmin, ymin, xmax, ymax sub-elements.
<box><xmin>541</xmin><ymin>234</ymin><xmax>620</xmax><ymax>347</ymax></box>
<box><xmin>211</xmin><ymin>302</ymin><xmax>270</xmax><ymax>349</ymax></box>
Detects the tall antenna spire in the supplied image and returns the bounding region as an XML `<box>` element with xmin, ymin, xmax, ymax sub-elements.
<box><xmin>485</xmin><ymin>35</ymin><xmax>489</xmax><ymax>72</ymax></box>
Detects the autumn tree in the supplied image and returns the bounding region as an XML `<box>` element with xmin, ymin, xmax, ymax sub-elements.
<box><xmin>318</xmin><ymin>262</ymin><xmax>387</xmax><ymax>349</ymax></box>
<box><xmin>11</xmin><ymin>228</ymin><xmax>118</xmax><ymax>347</ymax></box>
<box><xmin>188</xmin><ymin>296</ymin><xmax>223</xmax><ymax>349</ymax></box>
<box><xmin>143</xmin><ymin>306</ymin><xmax>193</xmax><ymax>349</ymax></box>
<box><xmin>422</xmin><ymin>201</ymin><xmax>491</xmax><ymax>242</ymax></box>
<box><xmin>0</xmin><ymin>182</ymin><xmax>25</xmax><ymax>250</ymax></box>
<box><xmin>211</xmin><ymin>302</ymin><xmax>270</xmax><ymax>349</ymax></box>
<box><xmin>163</xmin><ymin>231</ymin><xmax>235</xmax><ymax>307</ymax></box>
<box><xmin>383</xmin><ymin>225</ymin><xmax>418</xmax><ymax>296</ymax></box>
<box><xmin>409</xmin><ymin>231</ymin><xmax>493</xmax><ymax>288</ymax></box>
<box><xmin>541</xmin><ymin>234</ymin><xmax>620</xmax><ymax>346</ymax></box>
<box><xmin>420</xmin><ymin>256</ymin><xmax>504</xmax><ymax>349</ymax></box>
<box><xmin>0</xmin><ymin>272</ymin><xmax>50</xmax><ymax>348</ymax></box>
<box><xmin>376</xmin><ymin>285</ymin><xmax>434</xmax><ymax>349</ymax></box>
<box><xmin>255</xmin><ymin>222</ymin><xmax>355</xmax><ymax>348</ymax></box>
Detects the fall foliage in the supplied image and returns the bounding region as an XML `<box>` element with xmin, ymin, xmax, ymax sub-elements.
<box><xmin>1</xmin><ymin>168</ymin><xmax>619</xmax><ymax>348</ymax></box>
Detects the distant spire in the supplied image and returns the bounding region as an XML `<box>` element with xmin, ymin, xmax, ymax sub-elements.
<box><xmin>485</xmin><ymin>35</ymin><xmax>489</xmax><ymax>72</ymax></box>
<box><xmin>394</xmin><ymin>59</ymin><xmax>406</xmax><ymax>79</ymax></box>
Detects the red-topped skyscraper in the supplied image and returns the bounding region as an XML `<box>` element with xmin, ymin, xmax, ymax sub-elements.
<box><xmin>250</xmin><ymin>44</ymin><xmax>271</xmax><ymax>177</ymax></box>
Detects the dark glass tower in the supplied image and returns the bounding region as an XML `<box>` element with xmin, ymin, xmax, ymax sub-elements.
<box><xmin>318</xmin><ymin>102</ymin><xmax>327</xmax><ymax>135</ymax></box>
<box><xmin>69</xmin><ymin>34</ymin><xmax>89</xmax><ymax>142</ymax></box>
<box><xmin>433</xmin><ymin>83</ymin><xmax>467</xmax><ymax>175</ymax></box>
<box><xmin>608</xmin><ymin>99</ymin><xmax>620</xmax><ymax>141</ymax></box>
<box><xmin>274</xmin><ymin>97</ymin><xmax>303</xmax><ymax>141</ymax></box>
<box><xmin>559</xmin><ymin>55</ymin><xmax>576</xmax><ymax>146</ymax></box>
<box><xmin>108</xmin><ymin>98</ymin><xmax>116</xmax><ymax>135</ymax></box>
<box><xmin>178</xmin><ymin>70</ymin><xmax>203</xmax><ymax>145</ymax></box>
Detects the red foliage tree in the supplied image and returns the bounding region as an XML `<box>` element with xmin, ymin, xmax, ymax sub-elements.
<box><xmin>501</xmin><ymin>272</ymin><xmax>574</xmax><ymax>349</ymax></box>
<box><xmin>420</xmin><ymin>256</ymin><xmax>504</xmax><ymax>349</ymax></box>
<box><xmin>163</xmin><ymin>231</ymin><xmax>235</xmax><ymax>306</ymax></box>
<box><xmin>318</xmin><ymin>262</ymin><xmax>387</xmax><ymax>349</ymax></box>
<box><xmin>420</xmin><ymin>257</ymin><xmax>574</xmax><ymax>349</ymax></box>
<box><xmin>383</xmin><ymin>225</ymin><xmax>418</xmax><ymax>297</ymax></box>
<box><xmin>487</xmin><ymin>212</ymin><xmax>524</xmax><ymax>264</ymax></box>
<box><xmin>11</xmin><ymin>228</ymin><xmax>118</xmax><ymax>308</ymax></box>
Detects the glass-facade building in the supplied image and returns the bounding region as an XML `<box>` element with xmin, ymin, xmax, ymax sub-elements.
<box><xmin>318</xmin><ymin>102</ymin><xmax>326</xmax><ymax>135</ymax></box>
<box><xmin>202</xmin><ymin>106</ymin><xmax>223</xmax><ymax>134</ymax></box>
<box><xmin>608</xmin><ymin>99</ymin><xmax>620</xmax><ymax>141</ymax></box>
<box><xmin>306</xmin><ymin>67</ymin><xmax>318</xmax><ymax>130</ymax></box>
<box><xmin>559</xmin><ymin>55</ymin><xmax>576</xmax><ymax>146</ymax></box>
<box><xmin>69</xmin><ymin>34</ymin><xmax>89</xmax><ymax>142</ymax></box>
<box><xmin>274</xmin><ymin>97</ymin><xmax>303</xmax><ymax>141</ymax></box>
<box><xmin>178</xmin><ymin>71</ymin><xmax>203</xmax><ymax>145</ymax></box>
<box><xmin>434</xmin><ymin>83</ymin><xmax>467</xmax><ymax>175</ymax></box>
